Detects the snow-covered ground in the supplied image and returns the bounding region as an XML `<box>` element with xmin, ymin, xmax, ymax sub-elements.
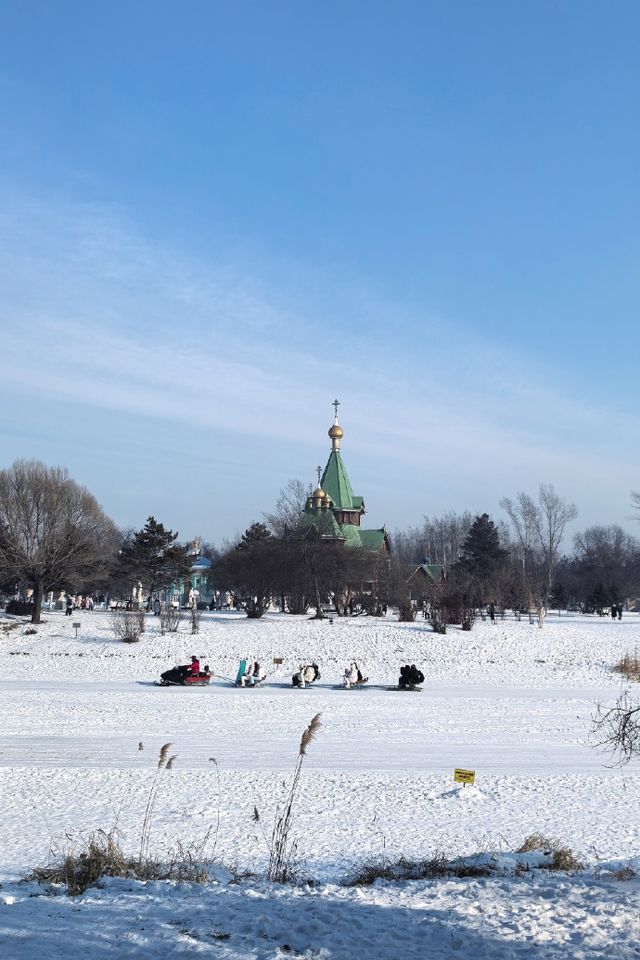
<box><xmin>1</xmin><ymin>609</ymin><xmax>640</xmax><ymax>958</ymax></box>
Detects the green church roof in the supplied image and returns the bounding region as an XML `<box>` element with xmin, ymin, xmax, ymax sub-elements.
<box><xmin>296</xmin><ymin>509</ymin><xmax>345</xmax><ymax>541</ymax></box>
<box><xmin>321</xmin><ymin>450</ymin><xmax>360</xmax><ymax>511</ymax></box>
<box><xmin>358</xmin><ymin>529</ymin><xmax>388</xmax><ymax>551</ymax></box>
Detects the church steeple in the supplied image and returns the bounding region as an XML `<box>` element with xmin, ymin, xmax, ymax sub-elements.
<box><xmin>294</xmin><ymin>400</ymin><xmax>389</xmax><ymax>552</ymax></box>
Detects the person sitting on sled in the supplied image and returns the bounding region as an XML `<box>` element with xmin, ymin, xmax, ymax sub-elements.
<box><xmin>292</xmin><ymin>663</ymin><xmax>320</xmax><ymax>688</ymax></box>
<box><xmin>241</xmin><ymin>661</ymin><xmax>266</xmax><ymax>686</ymax></box>
<box><xmin>399</xmin><ymin>663</ymin><xmax>424</xmax><ymax>688</ymax></box>
<box><xmin>189</xmin><ymin>655</ymin><xmax>200</xmax><ymax>675</ymax></box>
<box><xmin>343</xmin><ymin>662</ymin><xmax>359</xmax><ymax>688</ymax></box>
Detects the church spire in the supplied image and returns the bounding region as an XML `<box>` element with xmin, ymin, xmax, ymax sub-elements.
<box><xmin>328</xmin><ymin>397</ymin><xmax>344</xmax><ymax>451</ymax></box>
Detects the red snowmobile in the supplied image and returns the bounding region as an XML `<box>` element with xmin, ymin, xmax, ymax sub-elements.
<box><xmin>156</xmin><ymin>664</ymin><xmax>212</xmax><ymax>687</ymax></box>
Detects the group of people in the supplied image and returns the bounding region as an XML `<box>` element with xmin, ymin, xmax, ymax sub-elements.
<box><xmin>611</xmin><ymin>605</ymin><xmax>624</xmax><ymax>621</ymax></box>
<box><xmin>159</xmin><ymin>656</ymin><xmax>425</xmax><ymax>689</ymax></box>
<box><xmin>398</xmin><ymin>664</ymin><xmax>425</xmax><ymax>689</ymax></box>
<box><xmin>65</xmin><ymin>594</ymin><xmax>95</xmax><ymax>615</ymax></box>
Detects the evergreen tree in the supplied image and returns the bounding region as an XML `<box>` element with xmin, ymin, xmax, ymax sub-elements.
<box><xmin>458</xmin><ymin>513</ymin><xmax>508</xmax><ymax>579</ymax></box>
<box><xmin>117</xmin><ymin>516</ymin><xmax>192</xmax><ymax>601</ymax></box>
<box><xmin>237</xmin><ymin>522</ymin><xmax>274</xmax><ymax>550</ymax></box>
<box><xmin>214</xmin><ymin>522</ymin><xmax>278</xmax><ymax>618</ymax></box>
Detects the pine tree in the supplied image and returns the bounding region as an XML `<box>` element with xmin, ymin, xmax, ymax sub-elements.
<box><xmin>458</xmin><ymin>513</ymin><xmax>508</xmax><ymax>578</ymax></box>
<box><xmin>237</xmin><ymin>522</ymin><xmax>274</xmax><ymax>550</ymax></box>
<box><xmin>118</xmin><ymin>517</ymin><xmax>193</xmax><ymax>600</ymax></box>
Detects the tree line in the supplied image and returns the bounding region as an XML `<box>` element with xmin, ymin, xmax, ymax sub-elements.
<box><xmin>1</xmin><ymin>459</ymin><xmax>639</xmax><ymax>626</ymax></box>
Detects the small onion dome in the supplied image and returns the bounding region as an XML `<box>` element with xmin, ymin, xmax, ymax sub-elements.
<box><xmin>313</xmin><ymin>486</ymin><xmax>326</xmax><ymax>499</ymax></box>
<box><xmin>322</xmin><ymin>495</ymin><xmax>332</xmax><ymax>507</ymax></box>
<box><xmin>328</xmin><ymin>423</ymin><xmax>344</xmax><ymax>440</ymax></box>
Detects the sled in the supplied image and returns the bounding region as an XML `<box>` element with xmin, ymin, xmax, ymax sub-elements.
<box><xmin>334</xmin><ymin>679</ymin><xmax>369</xmax><ymax>689</ymax></box>
<box><xmin>386</xmin><ymin>684</ymin><xmax>422</xmax><ymax>692</ymax></box>
<box><xmin>235</xmin><ymin>659</ymin><xmax>247</xmax><ymax>686</ymax></box>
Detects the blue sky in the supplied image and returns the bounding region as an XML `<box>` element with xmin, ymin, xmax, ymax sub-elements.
<box><xmin>0</xmin><ymin>1</ymin><xmax>638</xmax><ymax>543</ymax></box>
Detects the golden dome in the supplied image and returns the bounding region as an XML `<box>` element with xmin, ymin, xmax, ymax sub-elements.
<box><xmin>328</xmin><ymin>424</ymin><xmax>344</xmax><ymax>439</ymax></box>
<box><xmin>313</xmin><ymin>486</ymin><xmax>326</xmax><ymax>499</ymax></box>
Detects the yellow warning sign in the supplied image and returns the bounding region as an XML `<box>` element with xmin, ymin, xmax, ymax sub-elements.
<box><xmin>453</xmin><ymin>768</ymin><xmax>476</xmax><ymax>785</ymax></box>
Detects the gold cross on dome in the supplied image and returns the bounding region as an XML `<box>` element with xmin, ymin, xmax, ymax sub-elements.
<box><xmin>332</xmin><ymin>398</ymin><xmax>340</xmax><ymax>419</ymax></box>
<box><xmin>316</xmin><ymin>465</ymin><xmax>322</xmax><ymax>485</ymax></box>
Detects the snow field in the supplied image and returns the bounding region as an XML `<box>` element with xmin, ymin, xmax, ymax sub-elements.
<box><xmin>1</xmin><ymin>609</ymin><xmax>639</xmax><ymax>958</ymax></box>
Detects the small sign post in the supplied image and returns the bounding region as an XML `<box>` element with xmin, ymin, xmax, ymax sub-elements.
<box><xmin>453</xmin><ymin>768</ymin><xmax>476</xmax><ymax>788</ymax></box>
<box><xmin>72</xmin><ymin>621</ymin><xmax>81</xmax><ymax>639</ymax></box>
<box><xmin>273</xmin><ymin>657</ymin><xmax>284</xmax><ymax>665</ymax></box>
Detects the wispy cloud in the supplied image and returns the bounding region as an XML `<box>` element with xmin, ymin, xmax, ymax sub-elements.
<box><xmin>0</xmin><ymin>189</ymin><xmax>636</xmax><ymax>534</ymax></box>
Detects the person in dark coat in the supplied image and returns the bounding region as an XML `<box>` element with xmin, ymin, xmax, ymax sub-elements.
<box><xmin>399</xmin><ymin>664</ymin><xmax>424</xmax><ymax>688</ymax></box>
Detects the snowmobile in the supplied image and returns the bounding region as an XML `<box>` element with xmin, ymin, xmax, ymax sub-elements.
<box><xmin>156</xmin><ymin>664</ymin><xmax>212</xmax><ymax>687</ymax></box>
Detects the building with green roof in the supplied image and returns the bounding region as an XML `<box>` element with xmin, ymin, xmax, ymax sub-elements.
<box><xmin>292</xmin><ymin>401</ymin><xmax>390</xmax><ymax>553</ymax></box>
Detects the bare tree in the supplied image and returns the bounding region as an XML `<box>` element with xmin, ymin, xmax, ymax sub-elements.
<box><xmin>537</xmin><ymin>484</ymin><xmax>578</xmax><ymax>600</ymax></box>
<box><xmin>264</xmin><ymin>479</ymin><xmax>309</xmax><ymax>538</ymax></box>
<box><xmin>0</xmin><ymin>459</ymin><xmax>119</xmax><ymax>623</ymax></box>
<box><xmin>501</xmin><ymin>484</ymin><xmax>577</xmax><ymax>605</ymax></box>
<box><xmin>631</xmin><ymin>490</ymin><xmax>640</xmax><ymax>518</ymax></box>
<box><xmin>593</xmin><ymin>690</ymin><xmax>640</xmax><ymax>765</ymax></box>
<box><xmin>393</xmin><ymin>512</ymin><xmax>473</xmax><ymax>568</ymax></box>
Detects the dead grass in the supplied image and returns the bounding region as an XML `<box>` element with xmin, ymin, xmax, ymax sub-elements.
<box><xmin>346</xmin><ymin>852</ymin><xmax>491</xmax><ymax>886</ymax></box>
<box><xmin>517</xmin><ymin>834</ymin><xmax>583</xmax><ymax>872</ymax></box>
<box><xmin>612</xmin><ymin>652</ymin><xmax>640</xmax><ymax>682</ymax></box>
<box><xmin>612</xmin><ymin>864</ymin><xmax>636</xmax><ymax>881</ymax></box>
<box><xmin>29</xmin><ymin>829</ymin><xmax>141</xmax><ymax>895</ymax></box>
<box><xmin>27</xmin><ymin>829</ymin><xmax>214</xmax><ymax>896</ymax></box>
<box><xmin>267</xmin><ymin>714</ymin><xmax>322</xmax><ymax>883</ymax></box>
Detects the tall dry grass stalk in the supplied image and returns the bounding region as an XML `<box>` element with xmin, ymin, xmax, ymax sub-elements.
<box><xmin>267</xmin><ymin>713</ymin><xmax>322</xmax><ymax>883</ymax></box>
<box><xmin>139</xmin><ymin>741</ymin><xmax>175</xmax><ymax>864</ymax></box>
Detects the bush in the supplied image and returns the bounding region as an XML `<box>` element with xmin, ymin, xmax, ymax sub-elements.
<box><xmin>6</xmin><ymin>599</ymin><xmax>34</xmax><ymax>616</ymax></box>
<box><xmin>613</xmin><ymin>652</ymin><xmax>640</xmax><ymax>682</ymax></box>
<box><xmin>111</xmin><ymin>610</ymin><xmax>143</xmax><ymax>643</ymax></box>
<box><xmin>160</xmin><ymin>607</ymin><xmax>182</xmax><ymax>634</ymax></box>
<box><xmin>28</xmin><ymin>828</ymin><xmax>209</xmax><ymax>895</ymax></box>
<box><xmin>516</xmin><ymin>834</ymin><xmax>583</xmax><ymax>872</ymax></box>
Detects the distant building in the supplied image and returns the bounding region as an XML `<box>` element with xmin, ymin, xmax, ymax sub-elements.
<box><xmin>293</xmin><ymin>400</ymin><xmax>390</xmax><ymax>552</ymax></box>
<box><xmin>167</xmin><ymin>548</ymin><xmax>213</xmax><ymax>607</ymax></box>
<box><xmin>407</xmin><ymin>562</ymin><xmax>446</xmax><ymax>602</ymax></box>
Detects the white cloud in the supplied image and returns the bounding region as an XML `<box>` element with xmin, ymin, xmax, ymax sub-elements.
<box><xmin>0</xmin><ymin>188</ymin><xmax>637</xmax><ymax>536</ymax></box>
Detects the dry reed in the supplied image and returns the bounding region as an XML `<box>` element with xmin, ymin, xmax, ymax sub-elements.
<box><xmin>267</xmin><ymin>713</ymin><xmax>322</xmax><ymax>882</ymax></box>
